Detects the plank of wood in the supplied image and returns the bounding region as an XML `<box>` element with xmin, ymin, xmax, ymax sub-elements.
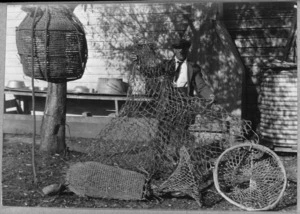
<box><xmin>224</xmin><ymin>18</ymin><xmax>293</xmax><ymax>29</ymax></box>
<box><xmin>234</xmin><ymin>38</ymin><xmax>287</xmax><ymax>48</ymax></box>
<box><xmin>282</xmin><ymin>10</ymin><xmax>297</xmax><ymax>61</ymax></box>
<box><xmin>237</xmin><ymin>47</ymin><xmax>284</xmax><ymax>57</ymax></box>
<box><xmin>228</xmin><ymin>28</ymin><xmax>290</xmax><ymax>39</ymax></box>
<box><xmin>80</xmin><ymin>15</ymin><xmax>187</xmax><ymax>26</ymax></box>
<box><xmin>223</xmin><ymin>2</ymin><xmax>295</xmax><ymax>10</ymax></box>
<box><xmin>76</xmin><ymin>3</ymin><xmax>189</xmax><ymax>14</ymax></box>
<box><xmin>223</xmin><ymin>10</ymin><xmax>294</xmax><ymax>20</ymax></box>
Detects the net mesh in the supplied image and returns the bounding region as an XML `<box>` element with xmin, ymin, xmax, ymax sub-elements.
<box><xmin>79</xmin><ymin>42</ymin><xmax>261</xmax><ymax>205</ymax></box>
<box><xmin>214</xmin><ymin>144</ymin><xmax>287</xmax><ymax>211</ymax></box>
<box><xmin>157</xmin><ymin>146</ymin><xmax>205</xmax><ymax>207</ymax></box>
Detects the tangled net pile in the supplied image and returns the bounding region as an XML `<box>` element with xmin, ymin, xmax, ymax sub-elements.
<box><xmin>77</xmin><ymin>42</ymin><xmax>285</xmax><ymax>208</ymax></box>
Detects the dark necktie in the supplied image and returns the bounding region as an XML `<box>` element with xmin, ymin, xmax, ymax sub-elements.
<box><xmin>174</xmin><ymin>61</ymin><xmax>183</xmax><ymax>82</ymax></box>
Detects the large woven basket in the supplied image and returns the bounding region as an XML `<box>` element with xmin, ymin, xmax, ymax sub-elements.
<box><xmin>16</xmin><ymin>5</ymin><xmax>88</xmax><ymax>83</ymax></box>
<box><xmin>258</xmin><ymin>61</ymin><xmax>297</xmax><ymax>152</ymax></box>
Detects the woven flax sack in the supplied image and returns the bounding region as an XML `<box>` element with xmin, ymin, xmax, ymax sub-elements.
<box><xmin>66</xmin><ymin>162</ymin><xmax>148</xmax><ymax>200</ymax></box>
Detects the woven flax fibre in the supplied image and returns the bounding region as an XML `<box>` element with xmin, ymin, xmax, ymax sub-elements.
<box><xmin>16</xmin><ymin>6</ymin><xmax>88</xmax><ymax>82</ymax></box>
<box><xmin>259</xmin><ymin>64</ymin><xmax>297</xmax><ymax>149</ymax></box>
<box><xmin>66</xmin><ymin>162</ymin><xmax>147</xmax><ymax>200</ymax></box>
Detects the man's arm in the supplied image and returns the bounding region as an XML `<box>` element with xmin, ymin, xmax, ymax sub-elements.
<box><xmin>192</xmin><ymin>64</ymin><xmax>215</xmax><ymax>101</ymax></box>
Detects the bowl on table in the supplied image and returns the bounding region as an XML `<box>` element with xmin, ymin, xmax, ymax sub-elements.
<box><xmin>6</xmin><ymin>80</ymin><xmax>26</xmax><ymax>89</ymax></box>
<box><xmin>96</xmin><ymin>78</ymin><xmax>126</xmax><ymax>95</ymax></box>
<box><xmin>74</xmin><ymin>86</ymin><xmax>90</xmax><ymax>93</ymax></box>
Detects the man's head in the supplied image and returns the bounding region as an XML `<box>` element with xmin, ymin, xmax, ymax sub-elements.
<box><xmin>172</xmin><ymin>39</ymin><xmax>191</xmax><ymax>61</ymax></box>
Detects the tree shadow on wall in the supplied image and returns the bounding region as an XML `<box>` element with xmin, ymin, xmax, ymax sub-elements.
<box><xmin>221</xmin><ymin>2</ymin><xmax>296</xmax><ymax>132</ymax></box>
<box><xmin>184</xmin><ymin>3</ymin><xmax>245</xmax><ymax>115</ymax></box>
<box><xmin>78</xmin><ymin>2</ymin><xmax>257</xmax><ymax>115</ymax></box>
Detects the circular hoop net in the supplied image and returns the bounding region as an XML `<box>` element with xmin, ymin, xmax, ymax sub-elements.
<box><xmin>213</xmin><ymin>143</ymin><xmax>287</xmax><ymax>211</ymax></box>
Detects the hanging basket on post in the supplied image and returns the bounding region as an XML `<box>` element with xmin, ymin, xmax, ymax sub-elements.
<box><xmin>16</xmin><ymin>5</ymin><xmax>88</xmax><ymax>83</ymax></box>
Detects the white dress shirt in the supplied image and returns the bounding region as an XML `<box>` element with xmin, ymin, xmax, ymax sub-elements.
<box><xmin>174</xmin><ymin>57</ymin><xmax>188</xmax><ymax>88</ymax></box>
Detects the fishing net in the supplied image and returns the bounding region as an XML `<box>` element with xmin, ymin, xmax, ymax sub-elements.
<box><xmin>213</xmin><ymin>143</ymin><xmax>287</xmax><ymax>211</ymax></box>
<box><xmin>83</xmin><ymin>41</ymin><xmax>256</xmax><ymax>166</ymax></box>
<box><xmin>157</xmin><ymin>146</ymin><xmax>206</xmax><ymax>207</ymax></box>
<box><xmin>76</xmin><ymin>42</ymin><xmax>287</xmax><ymax>209</ymax></box>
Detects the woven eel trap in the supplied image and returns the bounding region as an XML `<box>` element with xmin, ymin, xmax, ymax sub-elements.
<box><xmin>157</xmin><ymin>146</ymin><xmax>204</xmax><ymax>207</ymax></box>
<box><xmin>16</xmin><ymin>5</ymin><xmax>88</xmax><ymax>83</ymax></box>
<box><xmin>66</xmin><ymin>162</ymin><xmax>148</xmax><ymax>200</ymax></box>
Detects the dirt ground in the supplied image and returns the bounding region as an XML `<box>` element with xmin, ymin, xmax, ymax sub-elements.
<box><xmin>2</xmin><ymin>133</ymin><xmax>297</xmax><ymax>211</ymax></box>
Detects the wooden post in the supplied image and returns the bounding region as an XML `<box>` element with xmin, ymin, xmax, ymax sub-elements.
<box><xmin>40</xmin><ymin>82</ymin><xmax>67</xmax><ymax>154</ymax></box>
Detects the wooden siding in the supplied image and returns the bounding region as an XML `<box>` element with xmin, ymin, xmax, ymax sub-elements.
<box><xmin>223</xmin><ymin>2</ymin><xmax>296</xmax><ymax>130</ymax></box>
<box><xmin>5</xmin><ymin>2</ymin><xmax>245</xmax><ymax>115</ymax></box>
<box><xmin>5</xmin><ymin>3</ymin><xmax>191</xmax><ymax>91</ymax></box>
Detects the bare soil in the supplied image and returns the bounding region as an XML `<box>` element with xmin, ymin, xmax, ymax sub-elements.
<box><xmin>2</xmin><ymin>133</ymin><xmax>297</xmax><ymax>211</ymax></box>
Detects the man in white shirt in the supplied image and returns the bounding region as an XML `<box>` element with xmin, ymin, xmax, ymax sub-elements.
<box><xmin>164</xmin><ymin>38</ymin><xmax>215</xmax><ymax>100</ymax></box>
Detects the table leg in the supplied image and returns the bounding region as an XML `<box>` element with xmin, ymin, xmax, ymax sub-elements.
<box><xmin>24</xmin><ymin>97</ymin><xmax>31</xmax><ymax>114</ymax></box>
<box><xmin>114</xmin><ymin>100</ymin><xmax>119</xmax><ymax>116</ymax></box>
<box><xmin>3</xmin><ymin>94</ymin><xmax>6</xmax><ymax>113</ymax></box>
<box><xmin>18</xmin><ymin>96</ymin><xmax>31</xmax><ymax>114</ymax></box>
<box><xmin>6</xmin><ymin>95</ymin><xmax>24</xmax><ymax>114</ymax></box>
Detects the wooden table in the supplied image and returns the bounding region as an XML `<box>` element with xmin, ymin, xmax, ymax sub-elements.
<box><xmin>4</xmin><ymin>88</ymin><xmax>151</xmax><ymax>115</ymax></box>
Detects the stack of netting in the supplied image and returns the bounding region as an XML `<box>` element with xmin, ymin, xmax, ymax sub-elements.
<box><xmin>75</xmin><ymin>42</ymin><xmax>259</xmax><ymax>206</ymax></box>
<box><xmin>64</xmin><ymin>42</ymin><xmax>287</xmax><ymax>210</ymax></box>
<box><xmin>16</xmin><ymin>5</ymin><xmax>88</xmax><ymax>83</ymax></box>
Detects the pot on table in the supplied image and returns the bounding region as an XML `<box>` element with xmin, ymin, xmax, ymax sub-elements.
<box><xmin>96</xmin><ymin>78</ymin><xmax>126</xmax><ymax>95</ymax></box>
<box><xmin>6</xmin><ymin>80</ymin><xmax>26</xmax><ymax>89</ymax></box>
<box><xmin>74</xmin><ymin>86</ymin><xmax>90</xmax><ymax>93</ymax></box>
